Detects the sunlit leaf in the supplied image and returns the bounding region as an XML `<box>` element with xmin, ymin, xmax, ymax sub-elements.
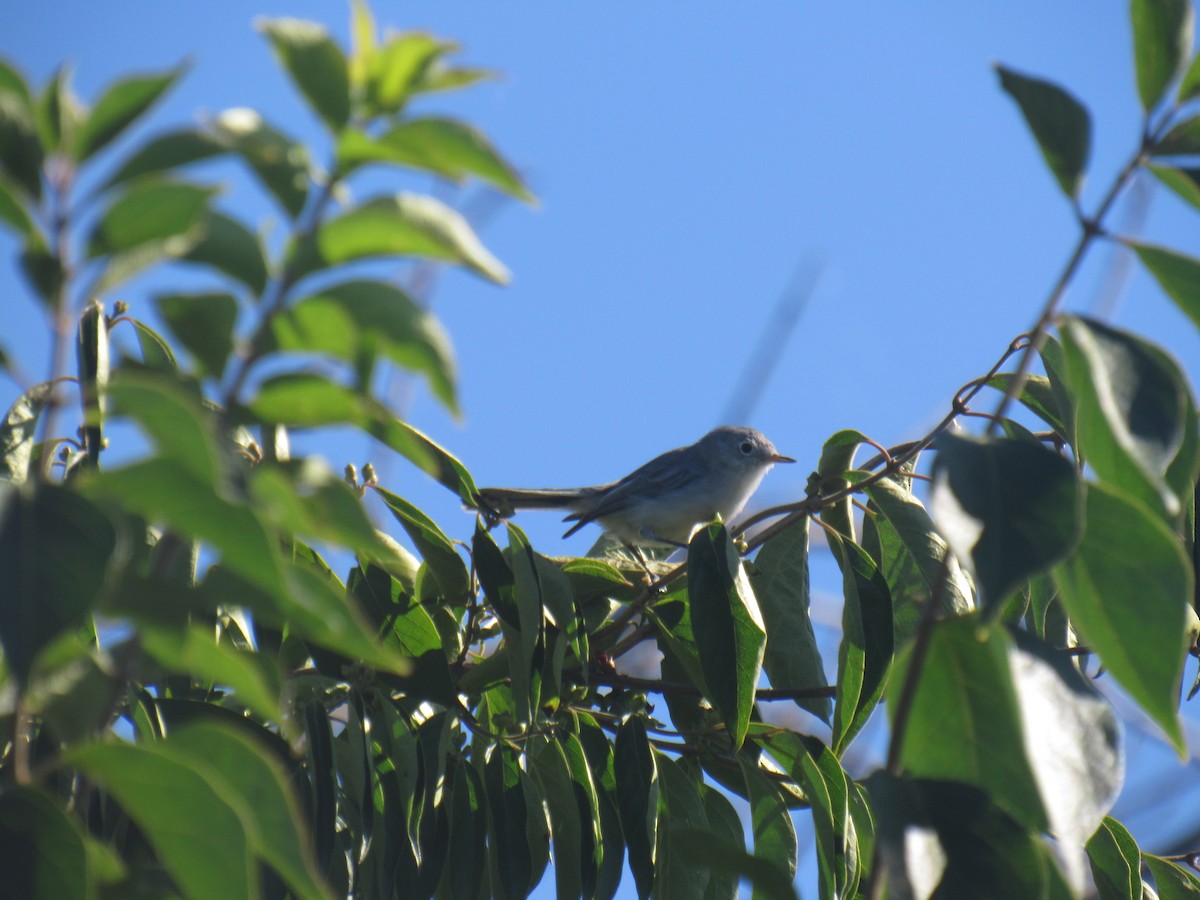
<box><xmin>85</xmin><ymin>178</ymin><xmax>216</xmax><ymax>257</ymax></box>
<box><xmin>1</xmin><ymin>381</ymin><xmax>54</xmax><ymax>484</ymax></box>
<box><xmin>75</xmin><ymin>64</ymin><xmax>185</xmax><ymax>161</ymax></box>
<box><xmin>1132</xmin><ymin>242</ymin><xmax>1200</xmax><ymax>333</ymax></box>
<box><xmin>1130</xmin><ymin>0</ymin><xmax>1194</xmax><ymax>111</ymax></box>
<box><xmin>1086</xmin><ymin>816</ymin><xmax>1141</xmax><ymax>900</ymax></box>
<box><xmin>212</xmin><ymin>108</ymin><xmax>310</xmax><ymax>218</ymax></box>
<box><xmin>1148</xmin><ymin>163</ymin><xmax>1200</xmax><ymax>210</ymax></box>
<box><xmin>257</xmin><ymin>18</ymin><xmax>350</xmax><ymax>131</ymax></box>
<box><xmin>101</xmin><ymin>127</ymin><xmax>225</xmax><ymax>189</ymax></box>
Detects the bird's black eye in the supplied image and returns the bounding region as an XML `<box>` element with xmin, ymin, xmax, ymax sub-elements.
<box><xmin>740</xmin><ymin>441</ymin><xmax>754</xmax><ymax>455</ymax></box>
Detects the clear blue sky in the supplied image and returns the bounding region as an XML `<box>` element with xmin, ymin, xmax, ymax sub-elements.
<box><xmin>4</xmin><ymin>1</ymin><xmax>1199</xmax><ymax>894</ymax></box>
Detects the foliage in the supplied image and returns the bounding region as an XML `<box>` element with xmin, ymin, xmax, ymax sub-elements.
<box><xmin>1</xmin><ymin>2</ymin><xmax>1200</xmax><ymax>898</ymax></box>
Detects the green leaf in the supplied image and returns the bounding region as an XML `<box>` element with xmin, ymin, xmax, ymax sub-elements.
<box><xmin>786</xmin><ymin>735</ymin><xmax>858</xmax><ymax>898</ymax></box>
<box><xmin>889</xmin><ymin>618</ymin><xmax>1047</xmax><ymax>829</ymax></box>
<box><xmin>267</xmin><ymin>279</ymin><xmax>458</xmax><ymax>414</ymax></box>
<box><xmin>828</xmin><ymin>532</ymin><xmax>894</xmax><ymax>755</ymax></box>
<box><xmin>212</xmin><ymin>108</ymin><xmax>310</xmax><ymax>218</ymax></box>
<box><xmin>1053</xmin><ymin>481</ymin><xmax>1191</xmax><ymax>751</ymax></box>
<box><xmin>67</xmin><ymin>741</ymin><xmax>255</xmax><ymax>900</ymax></box>
<box><xmin>106</xmin><ymin>370</ymin><xmax>219</xmax><ymax>482</ymax></box>
<box><xmin>253</xmin><ymin>464</ymin><xmax>386</xmax><ymax>559</ymax></box>
<box><xmin>740</xmin><ymin>761</ymin><xmax>798</xmax><ymax>893</ymax></box>
<box><xmin>1144</xmin><ymin>854</ymin><xmax>1200</xmax><ymax>897</ymax></box>
<box><xmin>338</xmin><ymin>117</ymin><xmax>533</xmax><ymax>201</ymax></box>
<box><xmin>0</xmin><ymin>484</ymin><xmax>115</xmax><ymax>686</ymax></box>
<box><xmin>19</xmin><ymin>240</ymin><xmax>63</xmax><ymax>308</ymax></box>
<box><xmin>182</xmin><ymin>210</ymin><xmax>269</xmax><ymax>295</ymax></box>
<box><xmin>1</xmin><ymin>381</ymin><xmax>53</xmax><ymax>484</ymax></box>
<box><xmin>529</xmin><ymin>737</ymin><xmax>586</xmax><ymax>900</ymax></box>
<box><xmin>155</xmin><ymin>292</ymin><xmax>238</xmax><ymax>379</ymax></box>
<box><xmin>1132</xmin><ymin>242</ymin><xmax>1200</xmax><ymax>333</ymax></box>
<box><xmin>748</xmin><ymin>515</ymin><xmax>830</xmax><ymax>722</ymax></box>
<box><xmin>290</xmin><ymin>192</ymin><xmax>510</xmax><ymax>285</ymax></box>
<box><xmin>995</xmin><ymin>64</ymin><xmax>1092</xmax><ymax>199</ymax></box>
<box><xmin>615</xmin><ymin>717</ymin><xmax>658</xmax><ymax>900</ymax></box>
<box><xmin>76</xmin><ymin>299</ymin><xmax>109</xmax><ymax>467</ymax></box>
<box><xmin>129</xmin><ymin>318</ymin><xmax>178</xmax><ymax>369</ymax></box>
<box><xmin>1148</xmin><ymin>163</ymin><xmax>1200</xmax><ymax>210</ymax></box>
<box><xmin>688</xmin><ymin>522</ymin><xmax>767</xmax><ymax>749</ymax></box>
<box><xmin>442</xmin><ymin>762</ymin><xmax>487</xmax><ymax>899</ymax></box>
<box><xmin>102</xmin><ymin>127</ymin><xmax>226</xmax><ymax>189</ymax></box>
<box><xmin>257</xmin><ymin>18</ymin><xmax>350</xmax><ymax>131</ymax></box>
<box><xmin>484</xmin><ymin>746</ymin><xmax>535</xmax><ymax>899</ymax></box>
<box><xmin>0</xmin><ymin>88</ymin><xmax>43</xmax><ymax>199</ymax></box>
<box><xmin>167</xmin><ymin>722</ymin><xmax>335</xmax><ymax>900</ymax></box>
<box><xmin>1086</xmin><ymin>816</ymin><xmax>1141</xmax><ymax>900</ymax></box>
<box><xmin>75</xmin><ymin>64</ymin><xmax>185</xmax><ymax>161</ymax></box>
<box><xmin>817</xmin><ymin>429</ymin><xmax>868</xmax><ymax>540</ymax></box>
<box><xmin>931</xmin><ymin>432</ymin><xmax>1082</xmax><ymax>611</ymax></box>
<box><xmin>0</xmin><ymin>787</ymin><xmax>89</xmax><ymax>900</ymax></box>
<box><xmin>653</xmin><ymin>755</ymin><xmax>711</xmax><ymax>899</ymax></box>
<box><xmin>1181</xmin><ymin>50</ymin><xmax>1200</xmax><ymax>100</ymax></box>
<box><xmin>0</xmin><ymin>176</ymin><xmax>33</xmax><ymax>236</ymax></box>
<box><xmin>1131</xmin><ymin>0</ymin><xmax>1195</xmax><ymax>110</ymax></box>
<box><xmin>1061</xmin><ymin>315</ymin><xmax>1191</xmax><ymax>519</ymax></box>
<box><xmin>364</xmin><ymin>32</ymin><xmax>451</xmax><ymax>114</ymax></box>
<box><xmin>0</xmin><ymin>58</ymin><xmax>32</xmax><ymax>105</ymax></box>
<box><xmin>365</xmin><ymin>409</ymin><xmax>480</xmax><ymax>504</ymax></box>
<box><xmin>35</xmin><ymin>65</ymin><xmax>82</xmax><ymax>156</ymax></box>
<box><xmin>86</xmin><ymin>178</ymin><xmax>216</xmax><ymax>257</ymax></box>
<box><xmin>985</xmin><ymin>372</ymin><xmax>1069</xmax><ymax>436</ymax></box>
<box><xmin>1155</xmin><ymin>114</ymin><xmax>1200</xmax><ymax>156</ymax></box>
<box><xmin>372</xmin><ymin>486</ymin><xmax>470</xmax><ymax>600</ymax></box>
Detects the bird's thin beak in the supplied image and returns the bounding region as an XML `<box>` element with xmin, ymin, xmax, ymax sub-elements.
<box><xmin>769</xmin><ymin>454</ymin><xmax>796</xmax><ymax>464</ymax></box>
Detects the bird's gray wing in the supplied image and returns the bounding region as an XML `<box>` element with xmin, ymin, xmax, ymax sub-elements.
<box><xmin>563</xmin><ymin>446</ymin><xmax>706</xmax><ymax>529</ymax></box>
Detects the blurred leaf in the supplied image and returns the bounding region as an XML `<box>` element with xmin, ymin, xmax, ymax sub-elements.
<box><xmin>252</xmin><ymin>462</ymin><xmax>385</xmax><ymax>558</ymax></box>
<box><xmin>985</xmin><ymin>373</ymin><xmax>1069</xmax><ymax>436</ymax></box>
<box><xmin>0</xmin><ymin>787</ymin><xmax>88</xmax><ymax>900</ymax></box>
<box><xmin>183</xmin><ymin>210</ymin><xmax>269</xmax><ymax>296</ymax></box>
<box><xmin>257</xmin><ymin>18</ymin><xmax>350</xmax><ymax>131</ymax></box>
<box><xmin>1155</xmin><ymin>114</ymin><xmax>1200</xmax><ymax>155</ymax></box>
<box><xmin>688</xmin><ymin>522</ymin><xmax>767</xmax><ymax>749</ymax></box>
<box><xmin>34</xmin><ymin>65</ymin><xmax>82</xmax><ymax>155</ymax></box>
<box><xmin>1</xmin><ymin>380</ymin><xmax>53</xmax><ymax>484</ymax></box>
<box><xmin>1130</xmin><ymin>0</ymin><xmax>1194</xmax><ymax>111</ymax></box>
<box><xmin>101</xmin><ymin>127</ymin><xmax>225</xmax><ymax>189</ymax></box>
<box><xmin>1086</xmin><ymin>816</ymin><xmax>1141</xmax><ymax>900</ymax></box>
<box><xmin>212</xmin><ymin>108</ymin><xmax>310</xmax><ymax>218</ymax></box>
<box><xmin>0</xmin><ymin>176</ymin><xmax>33</xmax><ymax>236</ymax></box>
<box><xmin>0</xmin><ymin>484</ymin><xmax>115</xmax><ymax>686</ymax></box>
<box><xmin>748</xmin><ymin>515</ymin><xmax>830</xmax><ymax>722</ymax></box>
<box><xmin>365</xmin><ymin>406</ymin><xmax>480</xmax><ymax>504</ymax></box>
<box><xmin>1148</xmin><ymin>163</ymin><xmax>1200</xmax><ymax>210</ymax></box>
<box><xmin>0</xmin><ymin>58</ymin><xmax>32</xmax><ymax>105</ymax></box>
<box><xmin>347</xmin><ymin>0</ymin><xmax>376</xmax><ymax>88</ymax></box>
<box><xmin>364</xmin><ymin>31</ymin><xmax>450</xmax><ymax>114</ymax></box>
<box><xmin>995</xmin><ymin>64</ymin><xmax>1091</xmax><ymax>198</ymax></box>
<box><xmin>827</xmin><ymin>532</ymin><xmax>893</xmax><ymax>755</ymax></box>
<box><xmin>931</xmin><ymin>432</ymin><xmax>1081</xmax><ymax>611</ymax></box>
<box><xmin>739</xmin><ymin>760</ymin><xmax>798</xmax><ymax>894</ymax></box>
<box><xmin>155</xmin><ymin>292</ymin><xmax>238</xmax><ymax>379</ymax></box>
<box><xmin>75</xmin><ymin>64</ymin><xmax>185</xmax><ymax>161</ymax></box>
<box><xmin>615</xmin><ymin>716</ymin><xmax>658</xmax><ymax>900</ymax></box>
<box><xmin>889</xmin><ymin>618</ymin><xmax>1047</xmax><ymax>830</ymax></box>
<box><xmin>529</xmin><ymin>737</ymin><xmax>586</xmax><ymax>900</ymax></box>
<box><xmin>0</xmin><ymin>88</ymin><xmax>43</xmax><ymax>199</ymax></box>
<box><xmin>128</xmin><ymin>318</ymin><xmax>179</xmax><ymax>369</ymax></box>
<box><xmin>484</xmin><ymin>746</ymin><xmax>535</xmax><ymax>900</ymax></box>
<box><xmin>67</xmin><ymin>741</ymin><xmax>255</xmax><ymax>900</ymax></box>
<box><xmin>290</xmin><ymin>192</ymin><xmax>510</xmax><ymax>285</ymax></box>
<box><xmin>1181</xmin><ymin>50</ymin><xmax>1200</xmax><ymax>100</ymax></box>
<box><xmin>267</xmin><ymin>279</ymin><xmax>458</xmax><ymax>414</ymax></box>
<box><xmin>1132</xmin><ymin>242</ymin><xmax>1200</xmax><ymax>333</ymax></box>
<box><xmin>1144</xmin><ymin>854</ymin><xmax>1200</xmax><ymax>896</ymax></box>
<box><xmin>106</xmin><ymin>369</ymin><xmax>219</xmax><ymax>482</ymax></box>
<box><xmin>85</xmin><ymin>178</ymin><xmax>215</xmax><ymax>257</ymax></box>
<box><xmin>653</xmin><ymin>755</ymin><xmax>711</xmax><ymax>899</ymax></box>
<box><xmin>1053</xmin><ymin>481</ymin><xmax>1191</xmax><ymax>752</ymax></box>
<box><xmin>338</xmin><ymin>117</ymin><xmax>533</xmax><ymax>201</ymax></box>
<box><xmin>674</xmin><ymin>827</ymin><xmax>797</xmax><ymax>900</ymax></box>
<box><xmin>696</xmin><ymin>787</ymin><xmax>746</xmax><ymax>900</ymax></box>
<box><xmin>372</xmin><ymin>486</ymin><xmax>470</xmax><ymax>600</ymax></box>
<box><xmin>248</xmin><ymin>372</ymin><xmax>362</xmax><ymax>427</ymax></box>
<box><xmin>19</xmin><ymin>240</ymin><xmax>63</xmax><ymax>307</ymax></box>
<box><xmin>1061</xmin><ymin>315</ymin><xmax>1190</xmax><ymax>519</ymax></box>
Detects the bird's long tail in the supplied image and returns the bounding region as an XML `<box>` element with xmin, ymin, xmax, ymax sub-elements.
<box><xmin>477</xmin><ymin>486</ymin><xmax>599</xmax><ymax>517</ymax></box>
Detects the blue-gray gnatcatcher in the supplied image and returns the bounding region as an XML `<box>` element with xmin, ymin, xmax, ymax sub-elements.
<box><xmin>479</xmin><ymin>426</ymin><xmax>795</xmax><ymax>546</ymax></box>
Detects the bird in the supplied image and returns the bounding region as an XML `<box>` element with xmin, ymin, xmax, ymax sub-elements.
<box><xmin>478</xmin><ymin>426</ymin><xmax>794</xmax><ymax>547</ymax></box>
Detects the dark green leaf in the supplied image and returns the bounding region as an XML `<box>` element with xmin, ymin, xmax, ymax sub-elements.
<box><xmin>1144</xmin><ymin>854</ymin><xmax>1200</xmax><ymax>897</ymax></box>
<box><xmin>106</xmin><ymin>370</ymin><xmax>219</xmax><ymax>482</ymax></box>
<box><xmin>1148</xmin><ymin>163</ymin><xmax>1200</xmax><ymax>210</ymax></box>
<box><xmin>19</xmin><ymin>240</ymin><xmax>63</xmax><ymax>307</ymax></box>
<box><xmin>182</xmin><ymin>210</ymin><xmax>269</xmax><ymax>295</ymax></box>
<box><xmin>67</xmin><ymin>741</ymin><xmax>255</xmax><ymax>900</ymax></box>
<box><xmin>786</xmin><ymin>735</ymin><xmax>858</xmax><ymax>898</ymax></box>
<box><xmin>364</xmin><ymin>407</ymin><xmax>480</xmax><ymax>505</ymax></box>
<box><xmin>697</xmin><ymin>787</ymin><xmax>745</xmax><ymax>900</ymax></box>
<box><xmin>0</xmin><ymin>484</ymin><xmax>115</xmax><ymax>686</ymax></box>
<box><xmin>1181</xmin><ymin>51</ymin><xmax>1200</xmax><ymax>100</ymax></box>
<box><xmin>0</xmin><ymin>177</ymin><xmax>33</xmax><ymax>236</ymax></box>
<box><xmin>85</xmin><ymin>178</ymin><xmax>216</xmax><ymax>257</ymax></box>
<box><xmin>484</xmin><ymin>746</ymin><xmax>534</xmax><ymax>900</ymax></box>
<box><xmin>748</xmin><ymin>515</ymin><xmax>830</xmax><ymax>722</ymax></box>
<box><xmin>653</xmin><ymin>755</ymin><xmax>711</xmax><ymax>899</ymax></box>
<box><xmin>0</xmin><ymin>88</ymin><xmax>43</xmax><ymax>199</ymax></box>
<box><xmin>1061</xmin><ymin>315</ymin><xmax>1190</xmax><ymax>519</ymax></box>
<box><xmin>1053</xmin><ymin>481</ymin><xmax>1191</xmax><ymax>751</ymax></box>
<box><xmin>985</xmin><ymin>372</ymin><xmax>1069</xmax><ymax>436</ymax></box>
<box><xmin>252</xmin><ymin>464</ymin><xmax>386</xmax><ymax>559</ymax></box>
<box><xmin>101</xmin><ymin>127</ymin><xmax>225</xmax><ymax>190</ymax></box>
<box><xmin>817</xmin><ymin>429</ymin><xmax>868</xmax><ymax>540</ymax></box>
<box><xmin>0</xmin><ymin>787</ymin><xmax>88</xmax><ymax>900</ymax></box>
<box><xmin>827</xmin><ymin>532</ymin><xmax>893</xmax><ymax>755</ymax></box>
<box><xmin>1155</xmin><ymin>114</ymin><xmax>1200</xmax><ymax>156</ymax></box>
<box><xmin>441</xmin><ymin>762</ymin><xmax>487</xmax><ymax>899</ymax></box>
<box><xmin>1130</xmin><ymin>0</ymin><xmax>1194</xmax><ymax>110</ymax></box>
<box><xmin>75</xmin><ymin>300</ymin><xmax>108</xmax><ymax>467</ymax></box>
<box><xmin>155</xmin><ymin>291</ymin><xmax>238</xmax><ymax>379</ymax></box>
<box><xmin>373</xmin><ymin>485</ymin><xmax>470</xmax><ymax>600</ymax></box>
<box><xmin>1</xmin><ymin>381</ymin><xmax>53</xmax><ymax>484</ymax></box>
<box><xmin>338</xmin><ymin>117</ymin><xmax>533</xmax><ymax>201</ymax></box>
<box><xmin>34</xmin><ymin>65</ymin><xmax>82</xmax><ymax>155</ymax></box>
<box><xmin>672</xmin><ymin>827</ymin><xmax>797</xmax><ymax>900</ymax></box>
<box><xmin>75</xmin><ymin>65</ymin><xmax>183</xmax><ymax>161</ymax></box>
<box><xmin>931</xmin><ymin>432</ymin><xmax>1081</xmax><ymax>610</ymax></box>
<box><xmin>267</xmin><ymin>279</ymin><xmax>458</xmax><ymax>414</ymax></box>
<box><xmin>740</xmin><ymin>761</ymin><xmax>798</xmax><ymax>893</ymax></box>
<box><xmin>615</xmin><ymin>716</ymin><xmax>658</xmax><ymax>900</ymax></box>
<box><xmin>129</xmin><ymin>318</ymin><xmax>178</xmax><ymax>369</ymax></box>
<box><xmin>290</xmin><ymin>193</ymin><xmax>510</xmax><ymax>285</ymax></box>
<box><xmin>995</xmin><ymin>64</ymin><xmax>1091</xmax><ymax>198</ymax></box>
<box><xmin>0</xmin><ymin>58</ymin><xmax>32</xmax><ymax>105</ymax></box>
<box><xmin>248</xmin><ymin>372</ymin><xmax>362</xmax><ymax>427</ymax></box>
<box><xmin>1132</xmin><ymin>242</ymin><xmax>1200</xmax><ymax>333</ymax></box>
<box><xmin>688</xmin><ymin>522</ymin><xmax>767</xmax><ymax>749</ymax></box>
<box><xmin>257</xmin><ymin>18</ymin><xmax>350</xmax><ymax>131</ymax></box>
<box><xmin>211</xmin><ymin>108</ymin><xmax>310</xmax><ymax>218</ymax></box>
<box><xmin>1086</xmin><ymin>816</ymin><xmax>1141</xmax><ymax>900</ymax></box>
<box><xmin>529</xmin><ymin>737</ymin><xmax>585</xmax><ymax>900</ymax></box>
